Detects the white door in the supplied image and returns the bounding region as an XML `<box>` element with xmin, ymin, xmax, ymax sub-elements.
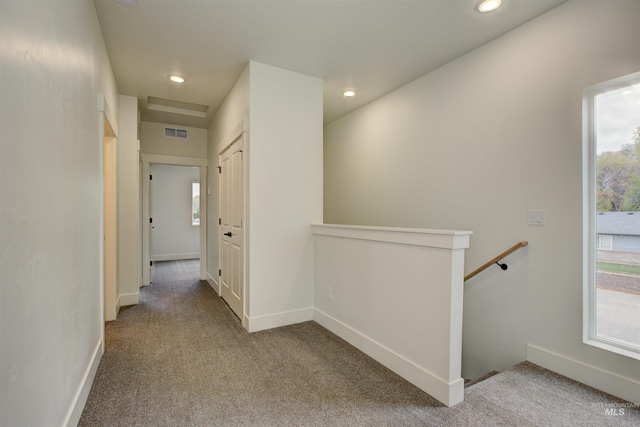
<box><xmin>219</xmin><ymin>136</ymin><xmax>244</xmax><ymax>318</ymax></box>
<box><xmin>149</xmin><ymin>164</ymin><xmax>154</xmax><ymax>283</ymax></box>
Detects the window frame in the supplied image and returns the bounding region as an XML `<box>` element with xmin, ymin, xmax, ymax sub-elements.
<box><xmin>582</xmin><ymin>71</ymin><xmax>640</xmax><ymax>360</ymax></box>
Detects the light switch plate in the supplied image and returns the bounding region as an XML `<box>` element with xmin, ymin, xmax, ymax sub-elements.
<box><xmin>528</xmin><ymin>210</ymin><xmax>545</xmax><ymax>226</ymax></box>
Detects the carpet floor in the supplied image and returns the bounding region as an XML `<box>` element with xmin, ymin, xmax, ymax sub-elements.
<box><xmin>79</xmin><ymin>260</ymin><xmax>639</xmax><ymax>426</ymax></box>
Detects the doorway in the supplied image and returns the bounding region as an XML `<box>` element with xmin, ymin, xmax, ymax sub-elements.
<box><xmin>141</xmin><ymin>154</ymin><xmax>207</xmax><ymax>287</ymax></box>
<box><xmin>219</xmin><ymin>134</ymin><xmax>245</xmax><ymax>319</ymax></box>
<box><xmin>103</xmin><ymin>115</ymin><xmax>118</xmax><ymax>322</ymax></box>
<box><xmin>150</xmin><ymin>164</ymin><xmax>200</xmax><ymax>271</ymax></box>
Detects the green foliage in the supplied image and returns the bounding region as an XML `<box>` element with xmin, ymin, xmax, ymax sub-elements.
<box><xmin>192</xmin><ymin>194</ymin><xmax>200</xmax><ymax>222</ymax></box>
<box><xmin>597</xmin><ymin>125</ymin><xmax>640</xmax><ymax>212</ymax></box>
<box><xmin>622</xmin><ymin>177</ymin><xmax>640</xmax><ymax>211</ymax></box>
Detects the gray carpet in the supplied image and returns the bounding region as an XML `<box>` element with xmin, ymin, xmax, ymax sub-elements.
<box><xmin>79</xmin><ymin>260</ymin><xmax>639</xmax><ymax>426</ymax></box>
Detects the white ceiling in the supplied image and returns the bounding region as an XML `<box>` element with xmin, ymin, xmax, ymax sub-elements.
<box><xmin>94</xmin><ymin>0</ymin><xmax>567</xmax><ymax>128</ymax></box>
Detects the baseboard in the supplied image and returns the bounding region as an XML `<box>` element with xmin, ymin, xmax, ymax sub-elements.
<box><xmin>63</xmin><ymin>338</ymin><xmax>103</xmax><ymax>427</ymax></box>
<box><xmin>206</xmin><ymin>272</ymin><xmax>220</xmax><ymax>295</ymax></box>
<box><xmin>245</xmin><ymin>307</ymin><xmax>314</xmax><ymax>333</ymax></box>
<box><xmin>152</xmin><ymin>253</ymin><xmax>199</xmax><ymax>262</ymax></box>
<box><xmin>527</xmin><ymin>344</ymin><xmax>640</xmax><ymax>403</ymax></box>
<box><xmin>119</xmin><ymin>292</ymin><xmax>139</xmax><ymax>307</ymax></box>
<box><xmin>313</xmin><ymin>308</ymin><xmax>463</xmax><ymax>407</ymax></box>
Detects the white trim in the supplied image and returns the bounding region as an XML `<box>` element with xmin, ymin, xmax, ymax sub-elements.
<box><xmin>582</xmin><ymin>71</ymin><xmax>640</xmax><ymax>359</ymax></box>
<box><xmin>119</xmin><ymin>292</ymin><xmax>139</xmax><ymax>306</ymax></box>
<box><xmin>217</xmin><ymin>119</ymin><xmax>247</xmax><ymax>155</ymax></box>
<box><xmin>218</xmin><ymin>119</ymin><xmax>248</xmax><ymax>326</ymax></box>
<box><xmin>312</xmin><ymin>224</ymin><xmax>471</xmax><ymax>249</ymax></box>
<box><xmin>141</xmin><ymin>161</ymin><xmax>151</xmax><ymax>286</ymax></box>
<box><xmin>198</xmin><ymin>167</ymin><xmax>207</xmax><ymax>281</ymax></box>
<box><xmin>207</xmin><ymin>272</ymin><xmax>220</xmax><ymax>295</ymax></box>
<box><xmin>97</xmin><ymin>95</ymin><xmax>118</xmax><ymax>138</ymax></box>
<box><xmin>141</xmin><ymin>154</ymin><xmax>208</xmax><ymax>284</ymax></box>
<box><xmin>245</xmin><ymin>307</ymin><xmax>314</xmax><ymax>333</ymax></box>
<box><xmin>63</xmin><ymin>339</ymin><xmax>103</xmax><ymax>427</ymax></box>
<box><xmin>314</xmin><ymin>309</ymin><xmax>464</xmax><ymax>407</ymax></box>
<box><xmin>140</xmin><ymin>153</ymin><xmax>207</xmax><ymax>167</ymax></box>
<box><xmin>527</xmin><ymin>344</ymin><xmax>640</xmax><ymax>404</ymax></box>
<box><xmin>152</xmin><ymin>253</ymin><xmax>200</xmax><ymax>262</ymax></box>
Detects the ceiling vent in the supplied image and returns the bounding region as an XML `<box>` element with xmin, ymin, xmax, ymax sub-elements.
<box><xmin>164</xmin><ymin>127</ymin><xmax>188</xmax><ymax>139</ymax></box>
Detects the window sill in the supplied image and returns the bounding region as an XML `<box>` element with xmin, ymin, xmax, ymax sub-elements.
<box><xmin>584</xmin><ymin>336</ymin><xmax>640</xmax><ymax>361</ymax></box>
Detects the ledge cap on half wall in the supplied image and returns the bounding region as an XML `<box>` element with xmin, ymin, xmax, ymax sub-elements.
<box><xmin>311</xmin><ymin>224</ymin><xmax>472</xmax><ymax>250</ymax></box>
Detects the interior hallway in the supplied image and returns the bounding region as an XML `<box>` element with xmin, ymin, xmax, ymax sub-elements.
<box><xmin>79</xmin><ymin>261</ymin><xmax>640</xmax><ymax>426</ymax></box>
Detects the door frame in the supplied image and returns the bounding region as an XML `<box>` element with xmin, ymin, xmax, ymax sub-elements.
<box><xmin>98</xmin><ymin>95</ymin><xmax>118</xmax><ymax>344</ymax></box>
<box><xmin>217</xmin><ymin>119</ymin><xmax>248</xmax><ymax>327</ymax></box>
<box><xmin>141</xmin><ymin>154</ymin><xmax>208</xmax><ymax>285</ymax></box>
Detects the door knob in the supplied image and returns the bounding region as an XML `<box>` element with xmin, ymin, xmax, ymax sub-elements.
<box><xmin>224</xmin><ymin>232</ymin><xmax>232</xmax><ymax>237</ymax></box>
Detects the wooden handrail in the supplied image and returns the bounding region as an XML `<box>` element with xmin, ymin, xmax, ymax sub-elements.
<box><xmin>464</xmin><ymin>241</ymin><xmax>528</xmax><ymax>282</ymax></box>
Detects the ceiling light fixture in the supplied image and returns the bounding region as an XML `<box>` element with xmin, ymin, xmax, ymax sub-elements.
<box><xmin>168</xmin><ymin>74</ymin><xmax>185</xmax><ymax>83</ymax></box>
<box><xmin>477</xmin><ymin>0</ymin><xmax>502</xmax><ymax>13</ymax></box>
<box><xmin>343</xmin><ymin>90</ymin><xmax>356</xmax><ymax>97</ymax></box>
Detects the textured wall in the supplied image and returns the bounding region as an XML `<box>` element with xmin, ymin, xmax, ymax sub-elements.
<box><xmin>0</xmin><ymin>0</ymin><xmax>119</xmax><ymax>425</ymax></box>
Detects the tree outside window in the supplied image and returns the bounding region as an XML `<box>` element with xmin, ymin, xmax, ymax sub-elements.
<box><xmin>192</xmin><ymin>182</ymin><xmax>200</xmax><ymax>226</ymax></box>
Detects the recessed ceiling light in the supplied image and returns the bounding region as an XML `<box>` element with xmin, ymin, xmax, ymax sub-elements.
<box><xmin>168</xmin><ymin>74</ymin><xmax>185</xmax><ymax>83</ymax></box>
<box><xmin>477</xmin><ymin>0</ymin><xmax>502</xmax><ymax>13</ymax></box>
<box><xmin>343</xmin><ymin>90</ymin><xmax>356</xmax><ymax>97</ymax></box>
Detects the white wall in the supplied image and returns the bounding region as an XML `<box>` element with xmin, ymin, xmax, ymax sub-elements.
<box><xmin>207</xmin><ymin>65</ymin><xmax>250</xmax><ymax>288</ymax></box>
<box><xmin>323</xmin><ymin>0</ymin><xmax>640</xmax><ymax>401</ymax></box>
<box><xmin>0</xmin><ymin>0</ymin><xmax>119</xmax><ymax>425</ymax></box>
<box><xmin>141</xmin><ymin>121</ymin><xmax>207</xmax><ymax>159</ymax></box>
<box><xmin>247</xmin><ymin>62</ymin><xmax>323</xmax><ymax>330</ymax></box>
<box><xmin>118</xmin><ymin>95</ymin><xmax>140</xmax><ymax>306</ymax></box>
<box><xmin>151</xmin><ymin>164</ymin><xmax>200</xmax><ymax>260</ymax></box>
<box><xmin>313</xmin><ymin>225</ymin><xmax>471</xmax><ymax>406</ymax></box>
<box><xmin>207</xmin><ymin>62</ymin><xmax>322</xmax><ymax>330</ymax></box>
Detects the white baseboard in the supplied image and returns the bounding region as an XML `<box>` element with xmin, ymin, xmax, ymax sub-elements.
<box><xmin>527</xmin><ymin>344</ymin><xmax>640</xmax><ymax>403</ymax></box>
<box><xmin>64</xmin><ymin>338</ymin><xmax>103</xmax><ymax>427</ymax></box>
<box><xmin>152</xmin><ymin>253</ymin><xmax>199</xmax><ymax>262</ymax></box>
<box><xmin>119</xmin><ymin>292</ymin><xmax>139</xmax><ymax>307</ymax></box>
<box><xmin>207</xmin><ymin>272</ymin><xmax>220</xmax><ymax>295</ymax></box>
<box><xmin>313</xmin><ymin>308</ymin><xmax>463</xmax><ymax>407</ymax></box>
<box><xmin>245</xmin><ymin>307</ymin><xmax>314</xmax><ymax>333</ymax></box>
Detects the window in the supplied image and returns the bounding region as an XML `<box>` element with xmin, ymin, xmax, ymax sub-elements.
<box><xmin>596</xmin><ymin>234</ymin><xmax>613</xmax><ymax>251</ymax></box>
<box><xmin>192</xmin><ymin>182</ymin><xmax>200</xmax><ymax>226</ymax></box>
<box><xmin>583</xmin><ymin>72</ymin><xmax>640</xmax><ymax>359</ymax></box>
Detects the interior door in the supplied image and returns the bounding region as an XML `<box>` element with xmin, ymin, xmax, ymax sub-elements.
<box><xmin>149</xmin><ymin>164</ymin><xmax>154</xmax><ymax>283</ymax></box>
<box><xmin>219</xmin><ymin>136</ymin><xmax>244</xmax><ymax>318</ymax></box>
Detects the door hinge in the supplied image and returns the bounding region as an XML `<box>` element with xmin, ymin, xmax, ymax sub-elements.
<box><xmin>150</xmin><ymin>218</ymin><xmax>153</xmax><ymax>224</ymax></box>
<box><xmin>217</xmin><ymin>166</ymin><xmax>221</xmax><ymax>174</ymax></box>
<box><xmin>218</xmin><ymin>269</ymin><xmax>222</xmax><ymax>276</ymax></box>
<box><xmin>150</xmin><ymin>261</ymin><xmax>153</xmax><ymax>266</ymax></box>
<box><xmin>218</xmin><ymin>218</ymin><xmax>221</xmax><ymax>225</ymax></box>
<box><xmin>150</xmin><ymin>174</ymin><xmax>152</xmax><ymax>180</ymax></box>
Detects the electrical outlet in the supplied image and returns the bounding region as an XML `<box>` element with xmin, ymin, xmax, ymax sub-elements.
<box><xmin>328</xmin><ymin>287</ymin><xmax>333</xmax><ymax>300</ymax></box>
